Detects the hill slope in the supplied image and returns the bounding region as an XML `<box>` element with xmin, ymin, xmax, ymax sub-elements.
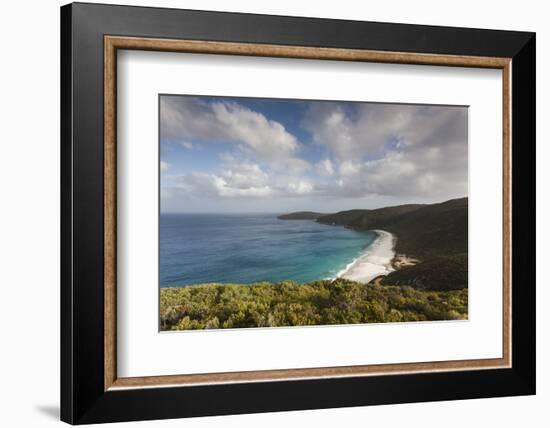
<box><xmin>316</xmin><ymin>197</ymin><xmax>468</xmax><ymax>258</ymax></box>
<box><xmin>277</xmin><ymin>211</ymin><xmax>326</xmax><ymax>220</ymax></box>
<box><xmin>276</xmin><ymin>198</ymin><xmax>468</xmax><ymax>291</ymax></box>
<box><xmin>380</xmin><ymin>254</ymin><xmax>468</xmax><ymax>291</ymax></box>
<box><xmin>313</xmin><ymin>198</ymin><xmax>468</xmax><ymax>291</ymax></box>
<box><xmin>317</xmin><ymin>204</ymin><xmax>424</xmax><ymax>229</ymax></box>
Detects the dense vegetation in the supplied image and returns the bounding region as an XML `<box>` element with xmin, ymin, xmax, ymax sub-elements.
<box><xmin>160</xmin><ymin>278</ymin><xmax>468</xmax><ymax>331</ymax></box>
<box><xmin>304</xmin><ymin>198</ymin><xmax>469</xmax><ymax>290</ymax></box>
<box><xmin>277</xmin><ymin>211</ymin><xmax>326</xmax><ymax>220</ymax></box>
<box><xmin>381</xmin><ymin>255</ymin><xmax>468</xmax><ymax>291</ymax></box>
<box><xmin>162</xmin><ymin>198</ymin><xmax>469</xmax><ymax>330</ymax></box>
<box><xmin>317</xmin><ymin>204</ymin><xmax>424</xmax><ymax>233</ymax></box>
<box><xmin>316</xmin><ymin>197</ymin><xmax>468</xmax><ymax>258</ymax></box>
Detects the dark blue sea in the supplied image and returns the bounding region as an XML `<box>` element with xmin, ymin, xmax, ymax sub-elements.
<box><xmin>160</xmin><ymin>214</ymin><xmax>377</xmax><ymax>287</ymax></box>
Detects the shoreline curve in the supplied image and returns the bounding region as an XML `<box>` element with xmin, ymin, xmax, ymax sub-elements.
<box><xmin>335</xmin><ymin>229</ymin><xmax>395</xmax><ymax>284</ymax></box>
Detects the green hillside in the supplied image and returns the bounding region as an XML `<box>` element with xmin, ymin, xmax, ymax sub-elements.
<box><xmin>381</xmin><ymin>254</ymin><xmax>468</xmax><ymax>291</ymax></box>
<box><xmin>311</xmin><ymin>197</ymin><xmax>469</xmax><ymax>291</ymax></box>
<box><xmin>316</xmin><ymin>197</ymin><xmax>468</xmax><ymax>258</ymax></box>
<box><xmin>317</xmin><ymin>204</ymin><xmax>424</xmax><ymax>230</ymax></box>
<box><xmin>277</xmin><ymin>211</ymin><xmax>326</xmax><ymax>220</ymax></box>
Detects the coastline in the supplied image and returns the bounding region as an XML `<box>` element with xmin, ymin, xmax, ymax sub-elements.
<box><xmin>336</xmin><ymin>229</ymin><xmax>396</xmax><ymax>284</ymax></box>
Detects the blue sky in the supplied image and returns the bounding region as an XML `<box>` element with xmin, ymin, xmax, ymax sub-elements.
<box><xmin>160</xmin><ymin>95</ymin><xmax>468</xmax><ymax>213</ymax></box>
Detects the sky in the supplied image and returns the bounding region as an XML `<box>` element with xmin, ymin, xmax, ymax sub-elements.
<box><xmin>160</xmin><ymin>95</ymin><xmax>468</xmax><ymax>213</ymax></box>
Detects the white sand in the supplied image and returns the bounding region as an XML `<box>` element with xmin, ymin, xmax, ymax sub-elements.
<box><xmin>336</xmin><ymin>230</ymin><xmax>395</xmax><ymax>284</ymax></box>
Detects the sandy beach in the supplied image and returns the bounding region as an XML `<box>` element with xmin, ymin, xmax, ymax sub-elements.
<box><xmin>336</xmin><ymin>230</ymin><xmax>396</xmax><ymax>284</ymax></box>
<box><xmin>392</xmin><ymin>254</ymin><xmax>419</xmax><ymax>269</ymax></box>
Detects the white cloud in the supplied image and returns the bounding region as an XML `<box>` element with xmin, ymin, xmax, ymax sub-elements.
<box><xmin>286</xmin><ymin>180</ymin><xmax>314</xmax><ymax>195</ymax></box>
<box><xmin>169</xmin><ymin>161</ymin><xmax>317</xmax><ymax>200</ymax></box>
<box><xmin>210</xmin><ymin>102</ymin><xmax>298</xmax><ymax>161</ymax></box>
<box><xmin>338</xmin><ymin>160</ymin><xmax>360</xmax><ymax>177</ymax></box>
<box><xmin>161</xmin><ymin>97</ymin><xmax>468</xmax><ymax>210</ymax></box>
<box><xmin>315</xmin><ymin>147</ymin><xmax>466</xmax><ymax>199</ymax></box>
<box><xmin>171</xmin><ymin>162</ymin><xmax>273</xmax><ymax>200</ymax></box>
<box><xmin>316</xmin><ymin>159</ymin><xmax>334</xmax><ymax>176</ymax></box>
<box><xmin>161</xmin><ymin>96</ymin><xmax>308</xmax><ymax>172</ymax></box>
<box><xmin>302</xmin><ymin>102</ymin><xmax>468</xmax><ymax>200</ymax></box>
<box><xmin>172</xmin><ymin>172</ymin><xmax>273</xmax><ymax>199</ymax></box>
<box><xmin>221</xmin><ymin>162</ymin><xmax>269</xmax><ymax>189</ymax></box>
<box><xmin>216</xmin><ymin>179</ymin><xmax>272</xmax><ymax>198</ymax></box>
<box><xmin>303</xmin><ymin>102</ymin><xmax>467</xmax><ymax>162</ymax></box>
<box><xmin>160</xmin><ymin>161</ymin><xmax>169</xmax><ymax>172</ymax></box>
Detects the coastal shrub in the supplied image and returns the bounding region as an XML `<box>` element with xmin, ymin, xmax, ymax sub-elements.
<box><xmin>380</xmin><ymin>255</ymin><xmax>468</xmax><ymax>291</ymax></box>
<box><xmin>160</xmin><ymin>279</ymin><xmax>468</xmax><ymax>330</ymax></box>
<box><xmin>316</xmin><ymin>197</ymin><xmax>468</xmax><ymax>257</ymax></box>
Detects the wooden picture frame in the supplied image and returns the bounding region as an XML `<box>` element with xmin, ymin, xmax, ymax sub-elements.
<box><xmin>61</xmin><ymin>2</ymin><xmax>535</xmax><ymax>424</ymax></box>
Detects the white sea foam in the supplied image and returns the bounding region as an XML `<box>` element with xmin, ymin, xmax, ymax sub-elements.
<box><xmin>336</xmin><ymin>230</ymin><xmax>395</xmax><ymax>284</ymax></box>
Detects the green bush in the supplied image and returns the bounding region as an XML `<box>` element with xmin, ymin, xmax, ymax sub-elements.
<box><xmin>381</xmin><ymin>255</ymin><xmax>468</xmax><ymax>290</ymax></box>
<box><xmin>160</xmin><ymin>278</ymin><xmax>468</xmax><ymax>331</ymax></box>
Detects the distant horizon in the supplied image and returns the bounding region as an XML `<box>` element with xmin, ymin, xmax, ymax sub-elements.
<box><xmin>159</xmin><ymin>195</ymin><xmax>468</xmax><ymax>215</ymax></box>
<box><xmin>160</xmin><ymin>95</ymin><xmax>468</xmax><ymax>213</ymax></box>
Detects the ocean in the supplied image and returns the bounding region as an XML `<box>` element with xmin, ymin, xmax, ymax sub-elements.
<box><xmin>159</xmin><ymin>213</ymin><xmax>380</xmax><ymax>287</ymax></box>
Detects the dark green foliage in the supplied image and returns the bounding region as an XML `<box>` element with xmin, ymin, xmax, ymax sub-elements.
<box><xmin>381</xmin><ymin>198</ymin><xmax>468</xmax><ymax>257</ymax></box>
<box><xmin>277</xmin><ymin>198</ymin><xmax>469</xmax><ymax>291</ymax></box>
<box><xmin>317</xmin><ymin>204</ymin><xmax>424</xmax><ymax>228</ymax></box>
<box><xmin>381</xmin><ymin>255</ymin><xmax>468</xmax><ymax>290</ymax></box>
<box><xmin>316</xmin><ymin>197</ymin><xmax>468</xmax><ymax>258</ymax></box>
<box><xmin>160</xmin><ymin>279</ymin><xmax>468</xmax><ymax>331</ymax></box>
<box><xmin>277</xmin><ymin>211</ymin><xmax>326</xmax><ymax>220</ymax></box>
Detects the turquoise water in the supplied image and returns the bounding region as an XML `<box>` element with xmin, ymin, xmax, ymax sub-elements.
<box><xmin>160</xmin><ymin>214</ymin><xmax>377</xmax><ymax>287</ymax></box>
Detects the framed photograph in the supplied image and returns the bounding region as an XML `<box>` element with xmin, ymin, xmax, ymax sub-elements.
<box><xmin>61</xmin><ymin>2</ymin><xmax>535</xmax><ymax>424</ymax></box>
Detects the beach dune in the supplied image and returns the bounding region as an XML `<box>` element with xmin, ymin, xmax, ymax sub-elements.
<box><xmin>336</xmin><ymin>230</ymin><xmax>395</xmax><ymax>283</ymax></box>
